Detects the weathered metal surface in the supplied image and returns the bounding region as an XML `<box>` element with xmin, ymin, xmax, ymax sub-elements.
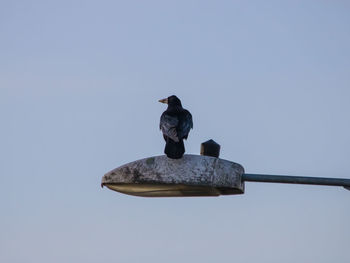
<box><xmin>102</xmin><ymin>154</ymin><xmax>245</xmax><ymax>197</ymax></box>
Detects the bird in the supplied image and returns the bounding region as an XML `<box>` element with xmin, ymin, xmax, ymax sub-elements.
<box><xmin>159</xmin><ymin>95</ymin><xmax>193</xmax><ymax>159</ymax></box>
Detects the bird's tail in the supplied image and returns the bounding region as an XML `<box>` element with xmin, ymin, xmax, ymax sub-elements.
<box><xmin>164</xmin><ymin>138</ymin><xmax>185</xmax><ymax>159</ymax></box>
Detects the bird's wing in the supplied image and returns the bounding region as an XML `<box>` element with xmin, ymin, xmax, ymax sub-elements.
<box><xmin>178</xmin><ymin>110</ymin><xmax>193</xmax><ymax>139</ymax></box>
<box><xmin>160</xmin><ymin>113</ymin><xmax>179</xmax><ymax>142</ymax></box>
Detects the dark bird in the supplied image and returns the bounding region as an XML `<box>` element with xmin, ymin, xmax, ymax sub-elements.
<box><xmin>159</xmin><ymin>95</ymin><xmax>193</xmax><ymax>159</ymax></box>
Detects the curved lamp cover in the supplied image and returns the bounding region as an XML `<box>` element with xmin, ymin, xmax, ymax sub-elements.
<box><xmin>101</xmin><ymin>154</ymin><xmax>245</xmax><ymax>197</ymax></box>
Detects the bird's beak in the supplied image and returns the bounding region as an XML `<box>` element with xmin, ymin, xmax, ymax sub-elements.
<box><xmin>158</xmin><ymin>98</ymin><xmax>168</xmax><ymax>104</ymax></box>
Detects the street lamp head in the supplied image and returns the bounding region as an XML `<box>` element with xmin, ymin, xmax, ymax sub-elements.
<box><xmin>101</xmin><ymin>155</ymin><xmax>245</xmax><ymax>197</ymax></box>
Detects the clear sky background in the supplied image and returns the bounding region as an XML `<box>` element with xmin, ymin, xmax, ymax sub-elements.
<box><xmin>1</xmin><ymin>1</ymin><xmax>350</xmax><ymax>262</ymax></box>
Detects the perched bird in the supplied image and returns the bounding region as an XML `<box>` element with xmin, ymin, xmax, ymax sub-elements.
<box><xmin>159</xmin><ymin>95</ymin><xmax>193</xmax><ymax>159</ymax></box>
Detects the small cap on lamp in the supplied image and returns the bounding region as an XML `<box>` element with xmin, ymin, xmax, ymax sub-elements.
<box><xmin>200</xmin><ymin>139</ymin><xmax>220</xmax><ymax>158</ymax></box>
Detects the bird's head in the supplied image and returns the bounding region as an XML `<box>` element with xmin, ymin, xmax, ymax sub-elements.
<box><xmin>158</xmin><ymin>95</ymin><xmax>182</xmax><ymax>107</ymax></box>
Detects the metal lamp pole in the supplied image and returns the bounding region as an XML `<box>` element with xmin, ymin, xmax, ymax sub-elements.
<box><xmin>242</xmin><ymin>173</ymin><xmax>350</xmax><ymax>191</ymax></box>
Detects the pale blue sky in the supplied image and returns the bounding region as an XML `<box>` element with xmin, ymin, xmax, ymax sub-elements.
<box><xmin>1</xmin><ymin>1</ymin><xmax>350</xmax><ymax>262</ymax></box>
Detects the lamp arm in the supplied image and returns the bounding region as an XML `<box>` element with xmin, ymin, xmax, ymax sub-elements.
<box><xmin>242</xmin><ymin>173</ymin><xmax>350</xmax><ymax>191</ymax></box>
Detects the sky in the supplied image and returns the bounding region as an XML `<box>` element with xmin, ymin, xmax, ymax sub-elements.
<box><xmin>1</xmin><ymin>0</ymin><xmax>350</xmax><ymax>262</ymax></box>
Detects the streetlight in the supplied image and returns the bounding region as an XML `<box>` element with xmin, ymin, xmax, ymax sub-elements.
<box><xmin>101</xmin><ymin>140</ymin><xmax>350</xmax><ymax>197</ymax></box>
